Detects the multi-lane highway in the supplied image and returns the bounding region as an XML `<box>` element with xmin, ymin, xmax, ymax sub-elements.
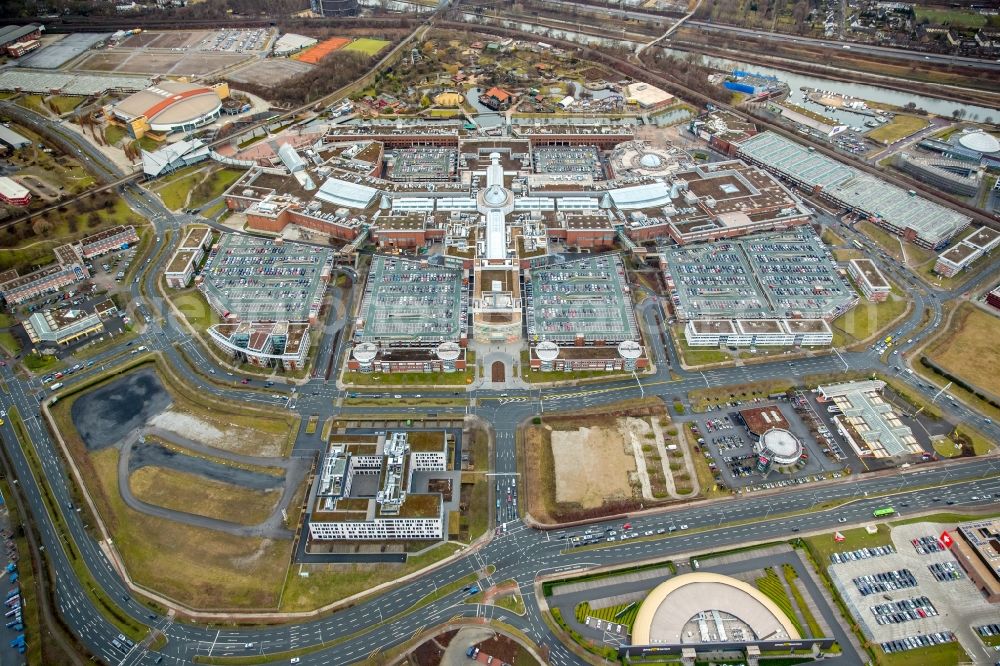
<box><xmin>1</xmin><ymin>118</ymin><xmax>999</xmax><ymax>666</ymax></box>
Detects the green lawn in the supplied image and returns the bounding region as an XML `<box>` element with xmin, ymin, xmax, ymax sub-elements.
<box><xmin>189</xmin><ymin>168</ymin><xmax>245</xmax><ymax>209</ymax></box>
<box><xmin>16</xmin><ymin>94</ymin><xmax>47</xmax><ymax>115</ymax></box>
<box><xmin>867</xmin><ymin>114</ymin><xmax>930</xmax><ymax>144</ymax></box>
<box><xmin>342</xmin><ymin>38</ymin><xmax>390</xmax><ymax>56</ymax></box>
<box><xmin>915</xmin><ymin>7</ymin><xmax>986</xmax><ymax>28</ymax></box>
<box><xmin>802</xmin><ymin>525</ymin><xmax>892</xmax><ymax>568</ymax></box>
<box><xmin>345</xmin><ymin>369</ymin><xmax>473</xmax><ymax>386</ymax></box>
<box><xmin>877</xmin><ymin>642</ymin><xmax>968</xmax><ymax>666</ymax></box>
<box><xmin>22</xmin><ymin>353</ymin><xmax>58</xmax><ymax>372</ymax></box>
<box><xmin>49</xmin><ymin>95</ymin><xmax>85</xmax><ymax>114</ymax></box>
<box><xmin>0</xmin><ymin>331</ymin><xmax>21</xmax><ymax>355</ymax></box>
<box><xmin>832</xmin><ymin>289</ymin><xmax>908</xmax><ymax>348</ymax></box>
<box><xmin>104</xmin><ymin>124</ymin><xmax>127</xmax><ymax>146</ymax></box>
<box><xmin>168</xmin><ymin>288</ymin><xmax>220</xmax><ymax>332</ymax></box>
<box><xmin>157</xmin><ymin>171</ymin><xmax>203</xmax><ymax>210</ymax></box>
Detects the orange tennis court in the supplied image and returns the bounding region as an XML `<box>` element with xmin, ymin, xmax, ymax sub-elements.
<box><xmin>295</xmin><ymin>37</ymin><xmax>351</xmax><ymax>64</ymax></box>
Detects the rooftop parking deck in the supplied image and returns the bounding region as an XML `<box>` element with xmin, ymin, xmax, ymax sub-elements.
<box><xmin>525</xmin><ymin>254</ymin><xmax>639</xmax><ymax>345</ymax></box>
<box><xmin>199</xmin><ymin>234</ymin><xmax>332</xmax><ymax>322</ymax></box>
<box><xmin>662</xmin><ymin>228</ymin><xmax>856</xmax><ymax>321</ymax></box>
<box><xmin>355</xmin><ymin>255</ymin><xmax>468</xmax><ymax>345</ymax></box>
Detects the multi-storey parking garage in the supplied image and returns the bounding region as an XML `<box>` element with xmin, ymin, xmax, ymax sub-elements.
<box><xmin>355</xmin><ymin>255</ymin><xmax>469</xmax><ymax>346</ymax></box>
<box><xmin>525</xmin><ymin>254</ymin><xmax>639</xmax><ymax>345</ymax></box>
<box><xmin>198</xmin><ymin>234</ymin><xmax>333</xmax><ymax>323</ymax></box>
<box><xmin>662</xmin><ymin>228</ymin><xmax>857</xmax><ymax>321</ymax></box>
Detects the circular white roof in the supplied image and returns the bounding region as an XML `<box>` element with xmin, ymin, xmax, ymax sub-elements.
<box><xmin>759</xmin><ymin>428</ymin><xmax>802</xmax><ymax>462</ymax></box>
<box><xmin>639</xmin><ymin>153</ymin><xmax>662</xmax><ymax>168</ymax></box>
<box><xmin>484</xmin><ymin>185</ymin><xmax>507</xmax><ymax>206</ymax></box>
<box><xmin>436</xmin><ymin>341</ymin><xmax>461</xmax><ymax>361</ymax></box>
<box><xmin>536</xmin><ymin>340</ymin><xmax>559</xmax><ymax>361</ymax></box>
<box><xmin>353</xmin><ymin>342</ymin><xmax>378</xmax><ymax>363</ymax></box>
<box><xmin>618</xmin><ymin>340</ymin><xmax>642</xmax><ymax>359</ymax></box>
<box><xmin>958</xmin><ymin>131</ymin><xmax>1000</xmax><ymax>154</ymax></box>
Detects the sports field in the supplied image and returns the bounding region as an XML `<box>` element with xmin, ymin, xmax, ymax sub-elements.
<box><xmin>342</xmin><ymin>38</ymin><xmax>391</xmax><ymax>56</ymax></box>
<box><xmin>295</xmin><ymin>37</ymin><xmax>351</xmax><ymax>64</ymax></box>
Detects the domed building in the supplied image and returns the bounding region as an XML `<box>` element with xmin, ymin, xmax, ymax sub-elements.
<box><xmin>958</xmin><ymin>131</ymin><xmax>1000</xmax><ymax>156</ymax></box>
<box><xmin>754</xmin><ymin>427</ymin><xmax>803</xmax><ymax>472</ymax></box>
<box><xmin>630</xmin><ymin>572</ymin><xmax>801</xmax><ymax>647</ymax></box>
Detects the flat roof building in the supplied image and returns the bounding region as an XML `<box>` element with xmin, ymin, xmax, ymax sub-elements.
<box><xmin>934</xmin><ymin>226</ymin><xmax>1000</xmax><ymax>278</ymax></box>
<box><xmin>950</xmin><ymin>519</ymin><xmax>1000</xmax><ymax>603</ymax></box>
<box><xmin>848</xmin><ymin>258</ymin><xmax>890</xmax><ymax>302</ymax></box>
<box><xmin>663</xmin><ymin>228</ymin><xmax>857</xmax><ymax>322</ymax></box>
<box><xmin>198</xmin><ymin>233</ymin><xmax>332</xmax><ymax>324</ymax></box>
<box><xmin>737</xmin><ymin>131</ymin><xmax>971</xmax><ymax>249</ymax></box>
<box><xmin>208</xmin><ymin>320</ymin><xmax>310</xmax><ymax>371</ymax></box>
<box><xmin>307</xmin><ymin>431</ymin><xmax>447</xmax><ymax>542</ymax></box>
<box><xmin>0</xmin><ymin>125</ymin><xmax>30</xmax><ymax>151</ymax></box>
<box><xmin>0</xmin><ymin>176</ymin><xmax>31</xmax><ymax>207</ymax></box>
<box><xmin>817</xmin><ymin>380</ymin><xmax>922</xmax><ymax>458</ymax></box>
<box><xmin>165</xmin><ymin>226</ymin><xmax>212</xmax><ymax>288</ymax></box>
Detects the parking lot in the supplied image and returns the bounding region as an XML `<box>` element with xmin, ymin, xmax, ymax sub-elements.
<box><xmin>798</xmin><ymin>385</ymin><xmax>950</xmax><ymax>473</ymax></box>
<box><xmin>827</xmin><ymin>522</ymin><xmax>1000</xmax><ymax>659</ymax></box>
<box><xmin>688</xmin><ymin>399</ymin><xmax>846</xmax><ymax>491</ymax></box>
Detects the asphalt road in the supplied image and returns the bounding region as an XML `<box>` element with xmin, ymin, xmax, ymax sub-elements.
<box><xmin>0</xmin><ymin>107</ymin><xmax>999</xmax><ymax>665</ymax></box>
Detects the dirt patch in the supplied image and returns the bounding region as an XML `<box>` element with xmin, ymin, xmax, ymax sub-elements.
<box><xmin>149</xmin><ymin>408</ymin><xmax>285</xmax><ymax>457</ymax></box>
<box><xmin>551</xmin><ymin>425</ymin><xmax>634</xmax><ymax>508</ymax></box>
<box><xmin>129</xmin><ymin>465</ymin><xmax>281</xmax><ymax>525</ymax></box>
<box><xmin>76</xmin><ymin>52</ymin><xmax>129</xmax><ymax>71</ymax></box>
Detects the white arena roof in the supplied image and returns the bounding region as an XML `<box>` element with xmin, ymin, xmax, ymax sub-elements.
<box><xmin>958</xmin><ymin>131</ymin><xmax>1000</xmax><ymax>155</ymax></box>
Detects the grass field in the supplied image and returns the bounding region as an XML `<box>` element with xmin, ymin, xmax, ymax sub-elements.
<box><xmin>168</xmin><ymin>287</ymin><xmax>221</xmax><ymax>333</ymax></box>
<box><xmin>342</xmin><ymin>38</ymin><xmax>390</xmax><ymax>55</ymax></box>
<box><xmin>278</xmin><ymin>542</ymin><xmax>462</xmax><ymax>612</ymax></box>
<box><xmin>832</xmin><ymin>289</ymin><xmax>908</xmax><ymax>348</ymax></box>
<box><xmin>189</xmin><ymin>168</ymin><xmax>245</xmax><ymax>209</ymax></box>
<box><xmin>867</xmin><ymin>114</ymin><xmax>930</xmax><ymax>144</ymax></box>
<box><xmin>16</xmin><ymin>94</ymin><xmax>47</xmax><ymax>115</ymax></box>
<box><xmin>802</xmin><ymin>525</ymin><xmax>892</xmax><ymax>570</ymax></box>
<box><xmin>915</xmin><ymin>7</ymin><xmax>987</xmax><ymax>29</ymax></box>
<box><xmin>926</xmin><ymin>304</ymin><xmax>1000</xmax><ymax>397</ymax></box>
<box><xmin>157</xmin><ymin>169</ymin><xmax>206</xmax><ymax>210</ymax></box>
<box><xmin>49</xmin><ymin>95</ymin><xmax>85</xmax><ymax>114</ymax></box>
<box><xmin>104</xmin><ymin>123</ymin><xmax>128</xmax><ymax>146</ymax></box>
<box><xmin>129</xmin><ymin>465</ymin><xmax>282</xmax><ymax>526</ymax></box>
<box><xmin>92</xmin><ymin>449</ymin><xmax>289</xmax><ymax>608</ymax></box>
<box><xmin>45</xmin><ymin>360</ymin><xmax>303</xmax><ymax>608</ymax></box>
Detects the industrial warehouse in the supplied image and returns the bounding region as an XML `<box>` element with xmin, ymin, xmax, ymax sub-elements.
<box><xmin>661</xmin><ymin>228</ymin><xmax>857</xmax><ymax>347</ymax></box>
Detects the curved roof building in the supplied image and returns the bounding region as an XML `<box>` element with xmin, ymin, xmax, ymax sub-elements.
<box><xmin>631</xmin><ymin>572</ymin><xmax>801</xmax><ymax>646</ymax></box>
<box><xmin>113</xmin><ymin>80</ymin><xmax>224</xmax><ymax>134</ymax></box>
<box><xmin>958</xmin><ymin>131</ymin><xmax>1000</xmax><ymax>155</ymax></box>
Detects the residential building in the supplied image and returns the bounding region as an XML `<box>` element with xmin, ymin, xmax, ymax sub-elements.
<box><xmin>78</xmin><ymin>225</ymin><xmax>140</xmax><ymax>259</ymax></box>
